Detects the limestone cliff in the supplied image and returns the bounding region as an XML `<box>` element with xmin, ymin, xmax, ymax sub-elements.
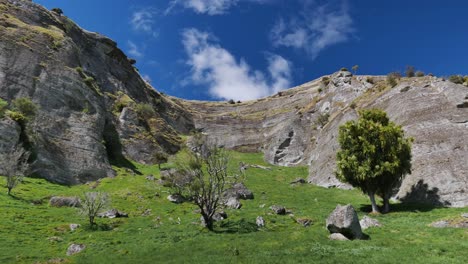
<box><xmin>0</xmin><ymin>0</ymin><xmax>193</xmax><ymax>184</ymax></box>
<box><xmin>0</xmin><ymin>0</ymin><xmax>466</xmax><ymax>207</ymax></box>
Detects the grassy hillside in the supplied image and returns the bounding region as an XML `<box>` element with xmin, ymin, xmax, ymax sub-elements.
<box><xmin>0</xmin><ymin>152</ymin><xmax>467</xmax><ymax>263</ymax></box>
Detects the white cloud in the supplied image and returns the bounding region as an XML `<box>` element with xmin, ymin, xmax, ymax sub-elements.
<box><xmin>127</xmin><ymin>41</ymin><xmax>143</xmax><ymax>58</ymax></box>
<box><xmin>271</xmin><ymin>1</ymin><xmax>354</xmax><ymax>59</ymax></box>
<box><xmin>166</xmin><ymin>0</ymin><xmax>271</xmax><ymax>15</ymax></box>
<box><xmin>182</xmin><ymin>28</ymin><xmax>292</xmax><ymax>101</ymax></box>
<box><xmin>130</xmin><ymin>8</ymin><xmax>159</xmax><ymax>37</ymax></box>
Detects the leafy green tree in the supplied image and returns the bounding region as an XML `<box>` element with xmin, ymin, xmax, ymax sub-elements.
<box><xmin>11</xmin><ymin>97</ymin><xmax>38</xmax><ymax>118</ymax></box>
<box><xmin>336</xmin><ymin>109</ymin><xmax>412</xmax><ymax>213</ymax></box>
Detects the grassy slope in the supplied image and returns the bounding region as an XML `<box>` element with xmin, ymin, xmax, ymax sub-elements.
<box><xmin>0</xmin><ymin>152</ymin><xmax>467</xmax><ymax>263</ymax></box>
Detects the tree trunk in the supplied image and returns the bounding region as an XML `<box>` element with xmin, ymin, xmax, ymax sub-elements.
<box><xmin>89</xmin><ymin>216</ymin><xmax>95</xmax><ymax>227</ymax></box>
<box><xmin>202</xmin><ymin>213</ymin><xmax>214</xmax><ymax>231</ymax></box>
<box><xmin>382</xmin><ymin>194</ymin><xmax>390</xmax><ymax>213</ymax></box>
<box><xmin>7</xmin><ymin>187</ymin><xmax>12</xmax><ymax>196</ymax></box>
<box><xmin>158</xmin><ymin>163</ymin><xmax>161</xmax><ymax>170</ymax></box>
<box><xmin>368</xmin><ymin>192</ymin><xmax>380</xmax><ymax>213</ymax></box>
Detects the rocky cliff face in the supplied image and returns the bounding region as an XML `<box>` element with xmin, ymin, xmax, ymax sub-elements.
<box><xmin>0</xmin><ymin>0</ymin><xmax>466</xmax><ymax>207</ymax></box>
<box><xmin>0</xmin><ymin>0</ymin><xmax>193</xmax><ymax>184</ymax></box>
<box><xmin>182</xmin><ymin>71</ymin><xmax>468</xmax><ymax>207</ymax></box>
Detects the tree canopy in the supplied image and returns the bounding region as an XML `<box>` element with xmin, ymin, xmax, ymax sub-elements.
<box><xmin>336</xmin><ymin>109</ymin><xmax>412</xmax><ymax>213</ymax></box>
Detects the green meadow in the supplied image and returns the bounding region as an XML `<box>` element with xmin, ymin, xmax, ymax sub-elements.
<box><xmin>0</xmin><ymin>152</ymin><xmax>467</xmax><ymax>263</ymax></box>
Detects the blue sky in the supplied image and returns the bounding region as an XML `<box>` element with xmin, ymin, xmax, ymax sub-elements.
<box><xmin>34</xmin><ymin>0</ymin><xmax>468</xmax><ymax>101</ymax></box>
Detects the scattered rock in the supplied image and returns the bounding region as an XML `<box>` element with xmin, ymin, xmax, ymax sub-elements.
<box><xmin>66</xmin><ymin>244</ymin><xmax>86</xmax><ymax>256</ymax></box>
<box><xmin>326</xmin><ymin>204</ymin><xmax>363</xmax><ymax>240</ymax></box>
<box><xmin>329</xmin><ymin>233</ymin><xmax>349</xmax><ymax>241</ymax></box>
<box><xmin>98</xmin><ymin>209</ymin><xmax>128</xmax><ymax>218</ymax></box>
<box><xmin>249</xmin><ymin>164</ymin><xmax>272</xmax><ymax>170</ymax></box>
<box><xmin>167</xmin><ymin>194</ymin><xmax>185</xmax><ymax>204</ymax></box>
<box><xmin>145</xmin><ymin>175</ymin><xmax>155</xmax><ymax>181</ymax></box>
<box><xmin>461</xmin><ymin>213</ymin><xmax>468</xmax><ymax>218</ymax></box>
<box><xmin>256</xmin><ymin>216</ymin><xmax>265</xmax><ymax>227</ymax></box>
<box><xmin>431</xmin><ymin>220</ymin><xmax>450</xmax><ymax>228</ymax></box>
<box><xmin>141</xmin><ymin>209</ymin><xmax>152</xmax><ymax>216</ymax></box>
<box><xmin>225</xmin><ymin>197</ymin><xmax>242</xmax><ymax>209</ymax></box>
<box><xmin>213</xmin><ymin>211</ymin><xmax>228</xmax><ymax>221</ymax></box>
<box><xmin>359</xmin><ymin>216</ymin><xmax>381</xmax><ymax>229</ymax></box>
<box><xmin>69</xmin><ymin>224</ymin><xmax>80</xmax><ymax>231</ymax></box>
<box><xmin>160</xmin><ymin>168</ymin><xmax>177</xmax><ymax>179</ymax></box>
<box><xmin>47</xmin><ymin>236</ymin><xmax>63</xmax><ymax>242</ymax></box>
<box><xmin>270</xmin><ymin>205</ymin><xmax>286</xmax><ymax>215</ymax></box>
<box><xmin>49</xmin><ymin>196</ymin><xmax>81</xmax><ymax>208</ymax></box>
<box><xmin>224</xmin><ymin>183</ymin><xmax>254</xmax><ymax>200</ymax></box>
<box><xmin>290</xmin><ymin>178</ymin><xmax>306</xmax><ymax>184</ymax></box>
<box><xmin>296</xmin><ymin>218</ymin><xmax>312</xmax><ymax>227</ymax></box>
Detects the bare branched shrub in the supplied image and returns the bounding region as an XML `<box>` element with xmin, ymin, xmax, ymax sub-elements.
<box><xmin>0</xmin><ymin>145</ymin><xmax>29</xmax><ymax>195</ymax></box>
<box><xmin>172</xmin><ymin>139</ymin><xmax>244</xmax><ymax>231</ymax></box>
<box><xmin>80</xmin><ymin>192</ymin><xmax>110</xmax><ymax>227</ymax></box>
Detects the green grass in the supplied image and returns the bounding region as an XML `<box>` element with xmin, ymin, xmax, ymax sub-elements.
<box><xmin>0</xmin><ymin>152</ymin><xmax>467</xmax><ymax>263</ymax></box>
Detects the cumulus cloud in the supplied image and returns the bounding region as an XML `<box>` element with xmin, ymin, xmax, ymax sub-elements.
<box><xmin>127</xmin><ymin>41</ymin><xmax>143</xmax><ymax>58</ymax></box>
<box><xmin>182</xmin><ymin>28</ymin><xmax>292</xmax><ymax>101</ymax></box>
<box><xmin>130</xmin><ymin>8</ymin><xmax>159</xmax><ymax>37</ymax></box>
<box><xmin>271</xmin><ymin>1</ymin><xmax>354</xmax><ymax>59</ymax></box>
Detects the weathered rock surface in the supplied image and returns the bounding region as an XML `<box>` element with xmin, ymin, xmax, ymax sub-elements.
<box><xmin>69</xmin><ymin>224</ymin><xmax>80</xmax><ymax>231</ymax></box>
<box><xmin>270</xmin><ymin>205</ymin><xmax>286</xmax><ymax>215</ymax></box>
<box><xmin>256</xmin><ymin>216</ymin><xmax>265</xmax><ymax>227</ymax></box>
<box><xmin>167</xmin><ymin>194</ymin><xmax>185</xmax><ymax>204</ymax></box>
<box><xmin>225</xmin><ymin>197</ymin><xmax>242</xmax><ymax>209</ymax></box>
<box><xmin>359</xmin><ymin>216</ymin><xmax>382</xmax><ymax>229</ymax></box>
<box><xmin>49</xmin><ymin>196</ymin><xmax>81</xmax><ymax>207</ymax></box>
<box><xmin>98</xmin><ymin>209</ymin><xmax>128</xmax><ymax>218</ymax></box>
<box><xmin>0</xmin><ymin>0</ymin><xmax>192</xmax><ymax>184</ymax></box>
<box><xmin>66</xmin><ymin>244</ymin><xmax>85</xmax><ymax>256</ymax></box>
<box><xmin>296</xmin><ymin>218</ymin><xmax>312</xmax><ymax>227</ymax></box>
<box><xmin>326</xmin><ymin>204</ymin><xmax>363</xmax><ymax>240</ymax></box>
<box><xmin>329</xmin><ymin>233</ymin><xmax>350</xmax><ymax>241</ymax></box>
<box><xmin>224</xmin><ymin>183</ymin><xmax>254</xmax><ymax>200</ymax></box>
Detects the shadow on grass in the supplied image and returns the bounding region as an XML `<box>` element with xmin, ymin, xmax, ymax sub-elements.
<box><xmin>215</xmin><ymin>218</ymin><xmax>258</xmax><ymax>234</ymax></box>
<box><xmin>359</xmin><ymin>180</ymin><xmax>449</xmax><ymax>213</ymax></box>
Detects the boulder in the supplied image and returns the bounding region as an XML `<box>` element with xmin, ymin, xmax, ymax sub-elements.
<box><xmin>270</xmin><ymin>205</ymin><xmax>286</xmax><ymax>215</ymax></box>
<box><xmin>359</xmin><ymin>216</ymin><xmax>382</xmax><ymax>229</ymax></box>
<box><xmin>462</xmin><ymin>213</ymin><xmax>468</xmax><ymax>218</ymax></box>
<box><xmin>224</xmin><ymin>183</ymin><xmax>254</xmax><ymax>200</ymax></box>
<box><xmin>329</xmin><ymin>233</ymin><xmax>349</xmax><ymax>241</ymax></box>
<box><xmin>256</xmin><ymin>216</ymin><xmax>265</xmax><ymax>227</ymax></box>
<box><xmin>49</xmin><ymin>196</ymin><xmax>81</xmax><ymax>208</ymax></box>
<box><xmin>145</xmin><ymin>175</ymin><xmax>155</xmax><ymax>181</ymax></box>
<box><xmin>225</xmin><ymin>197</ymin><xmax>242</xmax><ymax>209</ymax></box>
<box><xmin>326</xmin><ymin>204</ymin><xmax>363</xmax><ymax>239</ymax></box>
<box><xmin>98</xmin><ymin>209</ymin><xmax>128</xmax><ymax>218</ymax></box>
<box><xmin>430</xmin><ymin>220</ymin><xmax>450</xmax><ymax>228</ymax></box>
<box><xmin>66</xmin><ymin>244</ymin><xmax>86</xmax><ymax>256</ymax></box>
<box><xmin>69</xmin><ymin>224</ymin><xmax>80</xmax><ymax>231</ymax></box>
<box><xmin>212</xmin><ymin>211</ymin><xmax>228</xmax><ymax>221</ymax></box>
<box><xmin>167</xmin><ymin>194</ymin><xmax>185</xmax><ymax>204</ymax></box>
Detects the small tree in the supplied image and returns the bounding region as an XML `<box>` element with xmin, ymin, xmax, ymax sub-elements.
<box><xmin>336</xmin><ymin>109</ymin><xmax>412</xmax><ymax>213</ymax></box>
<box><xmin>386</xmin><ymin>72</ymin><xmax>400</xmax><ymax>87</ymax></box>
<box><xmin>174</xmin><ymin>142</ymin><xmax>243</xmax><ymax>231</ymax></box>
<box><xmin>80</xmin><ymin>192</ymin><xmax>109</xmax><ymax>227</ymax></box>
<box><xmin>0</xmin><ymin>145</ymin><xmax>30</xmax><ymax>195</ymax></box>
<box><xmin>352</xmin><ymin>65</ymin><xmax>359</xmax><ymax>74</ymax></box>
<box><xmin>415</xmin><ymin>71</ymin><xmax>425</xmax><ymax>77</ymax></box>
<box><xmin>153</xmin><ymin>151</ymin><xmax>168</xmax><ymax>170</ymax></box>
<box><xmin>405</xmin><ymin>66</ymin><xmax>415</xmax><ymax>77</ymax></box>
<box><xmin>11</xmin><ymin>97</ymin><xmax>37</xmax><ymax>118</ymax></box>
<box><xmin>135</xmin><ymin>103</ymin><xmax>156</xmax><ymax>120</ymax></box>
<box><xmin>51</xmin><ymin>8</ymin><xmax>63</xmax><ymax>16</ymax></box>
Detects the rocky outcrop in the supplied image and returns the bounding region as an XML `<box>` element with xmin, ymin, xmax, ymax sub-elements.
<box><xmin>326</xmin><ymin>204</ymin><xmax>363</xmax><ymax>240</ymax></box>
<box><xmin>0</xmin><ymin>0</ymin><xmax>193</xmax><ymax>184</ymax></box>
